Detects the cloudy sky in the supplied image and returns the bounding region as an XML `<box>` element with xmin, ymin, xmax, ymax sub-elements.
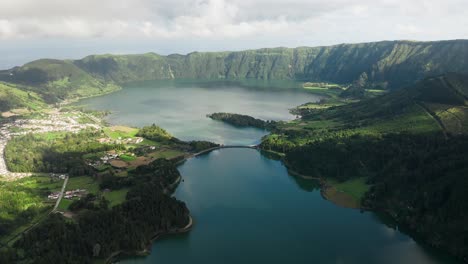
<box><xmin>1</xmin><ymin>0</ymin><xmax>467</xmax><ymax>69</ymax></box>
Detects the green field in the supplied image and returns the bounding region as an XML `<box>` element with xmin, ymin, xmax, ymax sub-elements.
<box><xmin>149</xmin><ymin>149</ymin><xmax>185</xmax><ymax>159</ymax></box>
<box><xmin>328</xmin><ymin>177</ymin><xmax>370</xmax><ymax>201</ymax></box>
<box><xmin>66</xmin><ymin>176</ymin><xmax>99</xmax><ymax>194</ymax></box>
<box><xmin>103</xmin><ymin>188</ymin><xmax>129</xmax><ymax>207</ymax></box>
<box><xmin>103</xmin><ymin>126</ymin><xmax>139</xmax><ymax>139</ymax></box>
<box><xmin>120</xmin><ymin>154</ymin><xmax>136</xmax><ymax>161</ymax></box>
<box><xmin>0</xmin><ymin>176</ymin><xmax>62</xmax><ymax>245</ymax></box>
<box><xmin>303</xmin><ymin>86</ymin><xmax>343</xmax><ymax>99</ymax></box>
<box><xmin>57</xmin><ymin>199</ymin><xmax>74</xmax><ymax>211</ymax></box>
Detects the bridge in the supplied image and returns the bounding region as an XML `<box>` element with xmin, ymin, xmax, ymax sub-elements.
<box><xmin>191</xmin><ymin>144</ymin><xmax>259</xmax><ymax>157</ymax></box>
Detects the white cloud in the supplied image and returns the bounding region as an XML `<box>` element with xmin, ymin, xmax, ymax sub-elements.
<box><xmin>0</xmin><ymin>0</ymin><xmax>466</xmax><ymax>41</ymax></box>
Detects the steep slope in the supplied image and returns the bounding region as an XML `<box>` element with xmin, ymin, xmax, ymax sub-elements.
<box><xmin>71</xmin><ymin>40</ymin><xmax>468</xmax><ymax>89</ymax></box>
<box><xmin>3</xmin><ymin>40</ymin><xmax>468</xmax><ymax>100</ymax></box>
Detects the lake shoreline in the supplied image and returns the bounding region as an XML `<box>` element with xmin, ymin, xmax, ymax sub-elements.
<box><xmin>283</xmin><ymin>161</ymin><xmax>364</xmax><ymax>210</ymax></box>
<box><xmin>105</xmin><ymin>173</ymin><xmax>192</xmax><ymax>264</ymax></box>
<box><xmin>105</xmin><ymin>215</ymin><xmax>193</xmax><ymax>264</ymax></box>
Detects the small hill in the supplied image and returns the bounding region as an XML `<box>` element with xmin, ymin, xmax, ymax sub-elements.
<box><xmin>0</xmin><ymin>59</ymin><xmax>119</xmax><ymax>103</ymax></box>
<box><xmin>74</xmin><ymin>53</ymin><xmax>174</xmax><ymax>83</ymax></box>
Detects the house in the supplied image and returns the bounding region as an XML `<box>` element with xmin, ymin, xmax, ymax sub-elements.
<box><xmin>48</xmin><ymin>192</ymin><xmax>60</xmax><ymax>200</ymax></box>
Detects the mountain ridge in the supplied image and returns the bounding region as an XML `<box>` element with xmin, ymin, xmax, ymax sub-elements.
<box><xmin>1</xmin><ymin>39</ymin><xmax>468</xmax><ymax>102</ymax></box>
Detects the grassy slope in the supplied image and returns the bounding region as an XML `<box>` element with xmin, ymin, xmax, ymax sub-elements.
<box><xmin>271</xmin><ymin>73</ymin><xmax>468</xmax><ymax>146</ymax></box>
<box><xmin>0</xmin><ymin>176</ymin><xmax>62</xmax><ymax>245</ymax></box>
<box><xmin>103</xmin><ymin>126</ymin><xmax>139</xmax><ymax>139</ymax></box>
<box><xmin>0</xmin><ymin>82</ymin><xmax>46</xmax><ymax>112</ymax></box>
<box><xmin>0</xmin><ymin>59</ymin><xmax>120</xmax><ymax>102</ymax></box>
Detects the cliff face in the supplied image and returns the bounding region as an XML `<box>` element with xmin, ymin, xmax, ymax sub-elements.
<box><xmin>72</xmin><ymin>40</ymin><xmax>468</xmax><ymax>88</ymax></box>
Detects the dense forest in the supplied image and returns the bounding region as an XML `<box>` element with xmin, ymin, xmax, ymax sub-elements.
<box><xmin>284</xmin><ymin>133</ymin><xmax>468</xmax><ymax>260</ymax></box>
<box><xmin>136</xmin><ymin>124</ymin><xmax>173</xmax><ymax>142</ymax></box>
<box><xmin>2</xmin><ymin>158</ymin><xmax>190</xmax><ymax>264</ymax></box>
<box><xmin>208</xmin><ymin>112</ymin><xmax>268</xmax><ymax>129</ymax></box>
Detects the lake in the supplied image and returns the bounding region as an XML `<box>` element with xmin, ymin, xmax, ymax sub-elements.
<box><xmin>78</xmin><ymin>80</ymin><xmax>459</xmax><ymax>264</ymax></box>
<box><xmin>77</xmin><ymin>80</ymin><xmax>317</xmax><ymax>145</ymax></box>
<box><xmin>123</xmin><ymin>148</ymin><xmax>457</xmax><ymax>264</ymax></box>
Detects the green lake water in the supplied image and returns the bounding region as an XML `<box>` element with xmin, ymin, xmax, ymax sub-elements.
<box><xmin>123</xmin><ymin>148</ymin><xmax>457</xmax><ymax>264</ymax></box>
<box><xmin>78</xmin><ymin>80</ymin><xmax>459</xmax><ymax>264</ymax></box>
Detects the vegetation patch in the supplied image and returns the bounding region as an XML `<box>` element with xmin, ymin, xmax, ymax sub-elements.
<box><xmin>8</xmin><ymin>159</ymin><xmax>190</xmax><ymax>264</ymax></box>
<box><xmin>66</xmin><ymin>176</ymin><xmax>100</xmax><ymax>195</ymax></box>
<box><xmin>327</xmin><ymin>177</ymin><xmax>369</xmax><ymax>203</ymax></box>
<box><xmin>119</xmin><ymin>154</ymin><xmax>136</xmax><ymax>162</ymax></box>
<box><xmin>136</xmin><ymin>124</ymin><xmax>173</xmax><ymax>141</ymax></box>
<box><xmin>0</xmin><ymin>176</ymin><xmax>62</xmax><ymax>244</ymax></box>
<box><xmin>0</xmin><ymin>82</ymin><xmax>46</xmax><ymax>113</ymax></box>
<box><xmin>103</xmin><ymin>188</ymin><xmax>129</xmax><ymax>207</ymax></box>
<box><xmin>57</xmin><ymin>199</ymin><xmax>74</xmax><ymax>211</ymax></box>
<box><xmin>5</xmin><ymin>130</ymin><xmax>122</xmax><ymax>175</ymax></box>
<box><xmin>208</xmin><ymin>112</ymin><xmax>269</xmax><ymax>129</ymax></box>
<box><xmin>103</xmin><ymin>126</ymin><xmax>139</xmax><ymax>139</ymax></box>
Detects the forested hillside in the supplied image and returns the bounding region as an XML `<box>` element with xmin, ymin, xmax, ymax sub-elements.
<box><xmin>73</xmin><ymin>40</ymin><xmax>468</xmax><ymax>89</ymax></box>
<box><xmin>261</xmin><ymin>73</ymin><xmax>468</xmax><ymax>261</ymax></box>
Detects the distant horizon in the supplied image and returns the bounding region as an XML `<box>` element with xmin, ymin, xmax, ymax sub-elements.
<box><xmin>2</xmin><ymin>38</ymin><xmax>467</xmax><ymax>70</ymax></box>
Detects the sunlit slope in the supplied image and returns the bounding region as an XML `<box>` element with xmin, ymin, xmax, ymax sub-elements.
<box><xmin>262</xmin><ymin>73</ymin><xmax>468</xmax><ymax>150</ymax></box>
<box><xmin>0</xmin><ymin>82</ymin><xmax>46</xmax><ymax>113</ymax></box>
<box><xmin>0</xmin><ymin>59</ymin><xmax>119</xmax><ymax>102</ymax></box>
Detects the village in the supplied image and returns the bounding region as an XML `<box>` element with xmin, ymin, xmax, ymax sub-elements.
<box><xmin>0</xmin><ymin>109</ymin><xmax>101</xmax><ymax>180</ymax></box>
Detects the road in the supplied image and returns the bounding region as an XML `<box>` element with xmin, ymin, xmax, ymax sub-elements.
<box><xmin>52</xmin><ymin>175</ymin><xmax>69</xmax><ymax>212</ymax></box>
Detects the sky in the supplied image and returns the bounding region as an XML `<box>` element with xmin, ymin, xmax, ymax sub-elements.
<box><xmin>1</xmin><ymin>0</ymin><xmax>467</xmax><ymax>69</ymax></box>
